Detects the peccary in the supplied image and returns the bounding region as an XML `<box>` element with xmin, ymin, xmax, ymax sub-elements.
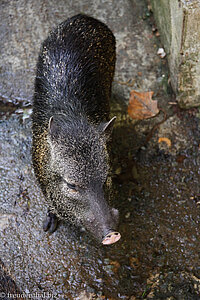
<box><xmin>32</xmin><ymin>14</ymin><xmax>121</xmax><ymax>245</ymax></box>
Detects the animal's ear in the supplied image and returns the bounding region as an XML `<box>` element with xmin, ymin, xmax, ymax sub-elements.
<box><xmin>98</xmin><ymin>116</ymin><xmax>116</xmax><ymax>139</ymax></box>
<box><xmin>48</xmin><ymin>116</ymin><xmax>59</xmax><ymax>138</ymax></box>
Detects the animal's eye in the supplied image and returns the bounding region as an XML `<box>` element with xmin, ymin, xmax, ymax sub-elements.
<box><xmin>66</xmin><ymin>182</ymin><xmax>77</xmax><ymax>190</ymax></box>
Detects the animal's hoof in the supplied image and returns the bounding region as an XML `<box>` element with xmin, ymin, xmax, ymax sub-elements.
<box><xmin>43</xmin><ymin>212</ymin><xmax>58</xmax><ymax>233</ymax></box>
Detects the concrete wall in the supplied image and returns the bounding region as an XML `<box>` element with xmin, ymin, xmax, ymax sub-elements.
<box><xmin>151</xmin><ymin>0</ymin><xmax>200</xmax><ymax>108</ymax></box>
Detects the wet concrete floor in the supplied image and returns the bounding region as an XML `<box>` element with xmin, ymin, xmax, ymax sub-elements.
<box><xmin>0</xmin><ymin>0</ymin><xmax>200</xmax><ymax>299</ymax></box>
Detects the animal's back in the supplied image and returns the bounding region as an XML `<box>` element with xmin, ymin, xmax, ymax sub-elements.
<box><xmin>32</xmin><ymin>14</ymin><xmax>116</xmax><ymax>193</ymax></box>
<box><xmin>33</xmin><ymin>14</ymin><xmax>116</xmax><ymax>126</ymax></box>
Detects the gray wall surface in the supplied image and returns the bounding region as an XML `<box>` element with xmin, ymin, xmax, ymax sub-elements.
<box><xmin>151</xmin><ymin>0</ymin><xmax>200</xmax><ymax>108</ymax></box>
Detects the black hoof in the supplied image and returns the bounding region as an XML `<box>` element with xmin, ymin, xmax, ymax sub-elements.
<box><xmin>43</xmin><ymin>212</ymin><xmax>58</xmax><ymax>233</ymax></box>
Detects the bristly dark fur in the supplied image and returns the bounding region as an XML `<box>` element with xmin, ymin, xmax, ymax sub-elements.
<box><xmin>33</xmin><ymin>14</ymin><xmax>115</xmax><ymax>127</ymax></box>
<box><xmin>32</xmin><ymin>14</ymin><xmax>118</xmax><ymax>242</ymax></box>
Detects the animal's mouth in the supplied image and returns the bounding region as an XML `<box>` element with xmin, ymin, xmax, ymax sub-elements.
<box><xmin>102</xmin><ymin>231</ymin><xmax>121</xmax><ymax>245</ymax></box>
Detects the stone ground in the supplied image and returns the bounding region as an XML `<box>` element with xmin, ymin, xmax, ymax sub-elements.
<box><xmin>0</xmin><ymin>0</ymin><xmax>200</xmax><ymax>299</ymax></box>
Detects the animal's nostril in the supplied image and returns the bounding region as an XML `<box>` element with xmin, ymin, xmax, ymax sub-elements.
<box><xmin>114</xmin><ymin>232</ymin><xmax>119</xmax><ymax>235</ymax></box>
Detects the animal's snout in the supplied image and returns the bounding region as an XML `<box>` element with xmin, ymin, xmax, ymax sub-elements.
<box><xmin>102</xmin><ymin>231</ymin><xmax>121</xmax><ymax>245</ymax></box>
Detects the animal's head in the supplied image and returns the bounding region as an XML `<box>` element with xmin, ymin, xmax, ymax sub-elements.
<box><xmin>46</xmin><ymin>114</ymin><xmax>120</xmax><ymax>245</ymax></box>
